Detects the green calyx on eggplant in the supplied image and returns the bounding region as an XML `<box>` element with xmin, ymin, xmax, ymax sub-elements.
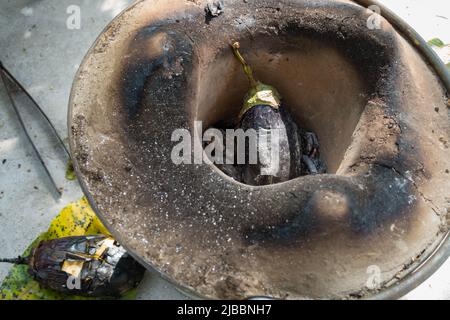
<box><xmin>231</xmin><ymin>42</ymin><xmax>282</xmax><ymax>121</ymax></box>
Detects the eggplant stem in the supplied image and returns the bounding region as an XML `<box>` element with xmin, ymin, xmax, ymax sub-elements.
<box><xmin>231</xmin><ymin>42</ymin><xmax>257</xmax><ymax>88</ymax></box>
<box><xmin>0</xmin><ymin>256</ymin><xmax>29</xmax><ymax>265</ymax></box>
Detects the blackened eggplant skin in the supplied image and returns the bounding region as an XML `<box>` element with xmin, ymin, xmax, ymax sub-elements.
<box><xmin>279</xmin><ymin>106</ymin><xmax>306</xmax><ymax>179</ymax></box>
<box><xmin>239</xmin><ymin>104</ymin><xmax>302</xmax><ymax>185</ymax></box>
<box><xmin>31</xmin><ymin>235</ymin><xmax>145</xmax><ymax>297</ymax></box>
<box><xmin>1</xmin><ymin>235</ymin><xmax>145</xmax><ymax>298</ymax></box>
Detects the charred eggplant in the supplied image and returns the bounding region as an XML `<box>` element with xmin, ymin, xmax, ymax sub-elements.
<box><xmin>211</xmin><ymin>42</ymin><xmax>326</xmax><ymax>186</ymax></box>
<box><xmin>0</xmin><ymin>235</ymin><xmax>145</xmax><ymax>298</ymax></box>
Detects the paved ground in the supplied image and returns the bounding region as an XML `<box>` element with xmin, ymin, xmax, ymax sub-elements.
<box><xmin>0</xmin><ymin>0</ymin><xmax>448</xmax><ymax>300</ymax></box>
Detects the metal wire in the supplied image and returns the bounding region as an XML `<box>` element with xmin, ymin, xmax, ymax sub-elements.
<box><xmin>0</xmin><ymin>61</ymin><xmax>71</xmax><ymax>198</ymax></box>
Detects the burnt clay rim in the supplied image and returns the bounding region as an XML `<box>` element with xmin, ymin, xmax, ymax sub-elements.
<box><xmin>67</xmin><ymin>0</ymin><xmax>208</xmax><ymax>300</ymax></box>
<box><xmin>67</xmin><ymin>0</ymin><xmax>450</xmax><ymax>300</ymax></box>
<box><xmin>354</xmin><ymin>0</ymin><xmax>450</xmax><ymax>300</ymax></box>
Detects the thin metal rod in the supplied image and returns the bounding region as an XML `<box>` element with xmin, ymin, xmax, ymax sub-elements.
<box><xmin>0</xmin><ymin>61</ymin><xmax>70</xmax><ymax>155</ymax></box>
<box><xmin>0</xmin><ymin>61</ymin><xmax>63</xmax><ymax>197</ymax></box>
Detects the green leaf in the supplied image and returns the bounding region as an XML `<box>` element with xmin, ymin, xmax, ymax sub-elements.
<box><xmin>65</xmin><ymin>159</ymin><xmax>77</xmax><ymax>181</ymax></box>
<box><xmin>428</xmin><ymin>38</ymin><xmax>445</xmax><ymax>48</ymax></box>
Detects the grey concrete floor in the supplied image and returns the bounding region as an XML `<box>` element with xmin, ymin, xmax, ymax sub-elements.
<box><xmin>0</xmin><ymin>0</ymin><xmax>448</xmax><ymax>300</ymax></box>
